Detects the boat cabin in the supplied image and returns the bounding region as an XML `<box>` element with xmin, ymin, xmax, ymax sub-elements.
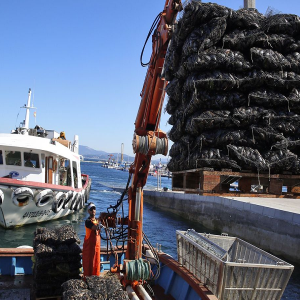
<box><xmin>0</xmin><ymin>131</ymin><xmax>82</xmax><ymax>189</ymax></box>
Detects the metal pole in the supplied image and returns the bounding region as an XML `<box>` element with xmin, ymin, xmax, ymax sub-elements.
<box><xmin>24</xmin><ymin>88</ymin><xmax>32</xmax><ymax>130</ymax></box>
<box><xmin>244</xmin><ymin>0</ymin><xmax>255</xmax><ymax>9</ymax></box>
<box><xmin>135</xmin><ymin>187</ymin><xmax>141</xmax><ymax>221</ymax></box>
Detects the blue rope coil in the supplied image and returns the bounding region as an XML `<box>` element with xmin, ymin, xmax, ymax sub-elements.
<box><xmin>126</xmin><ymin>258</ymin><xmax>150</xmax><ymax>281</ymax></box>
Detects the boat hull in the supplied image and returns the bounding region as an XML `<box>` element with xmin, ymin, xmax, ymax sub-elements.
<box><xmin>0</xmin><ymin>246</ymin><xmax>216</xmax><ymax>300</ymax></box>
<box><xmin>0</xmin><ymin>175</ymin><xmax>91</xmax><ymax>228</ymax></box>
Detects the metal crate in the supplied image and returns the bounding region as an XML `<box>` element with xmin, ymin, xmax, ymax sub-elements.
<box><xmin>177</xmin><ymin>230</ymin><xmax>294</xmax><ymax>300</ymax></box>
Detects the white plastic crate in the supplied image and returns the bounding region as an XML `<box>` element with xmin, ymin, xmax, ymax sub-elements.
<box><xmin>177</xmin><ymin>230</ymin><xmax>294</xmax><ymax>300</ymax></box>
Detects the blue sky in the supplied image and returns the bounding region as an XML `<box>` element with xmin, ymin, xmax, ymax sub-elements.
<box><xmin>0</xmin><ymin>0</ymin><xmax>299</xmax><ymax>157</ymax></box>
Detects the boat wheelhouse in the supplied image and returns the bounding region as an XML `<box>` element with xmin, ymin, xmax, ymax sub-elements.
<box><xmin>0</xmin><ymin>89</ymin><xmax>91</xmax><ymax>228</ymax></box>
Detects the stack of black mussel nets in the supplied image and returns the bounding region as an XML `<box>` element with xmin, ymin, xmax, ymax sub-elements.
<box><xmin>33</xmin><ymin>225</ymin><xmax>82</xmax><ymax>298</ymax></box>
<box><xmin>165</xmin><ymin>1</ymin><xmax>300</xmax><ymax>174</ymax></box>
<box><xmin>62</xmin><ymin>274</ymin><xmax>129</xmax><ymax>300</ymax></box>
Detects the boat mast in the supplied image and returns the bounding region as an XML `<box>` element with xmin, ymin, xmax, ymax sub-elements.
<box><xmin>121</xmin><ymin>143</ymin><xmax>124</xmax><ymax>163</ymax></box>
<box><xmin>20</xmin><ymin>88</ymin><xmax>36</xmax><ymax>134</ymax></box>
<box><xmin>24</xmin><ymin>88</ymin><xmax>31</xmax><ymax>130</ymax></box>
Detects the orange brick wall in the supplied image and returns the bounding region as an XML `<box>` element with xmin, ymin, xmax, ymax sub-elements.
<box><xmin>201</xmin><ymin>174</ymin><xmax>221</xmax><ymax>192</ymax></box>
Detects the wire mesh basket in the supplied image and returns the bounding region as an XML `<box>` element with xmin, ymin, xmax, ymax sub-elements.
<box><xmin>177</xmin><ymin>230</ymin><xmax>294</xmax><ymax>300</ymax></box>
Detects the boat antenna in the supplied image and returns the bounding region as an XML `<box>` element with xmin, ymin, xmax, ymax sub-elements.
<box><xmin>15</xmin><ymin>108</ymin><xmax>21</xmax><ymax>129</ymax></box>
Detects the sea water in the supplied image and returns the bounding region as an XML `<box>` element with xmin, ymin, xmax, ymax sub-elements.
<box><xmin>0</xmin><ymin>161</ymin><xmax>299</xmax><ymax>299</ymax></box>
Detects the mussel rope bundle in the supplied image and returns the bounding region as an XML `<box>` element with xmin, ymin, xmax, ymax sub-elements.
<box><xmin>126</xmin><ymin>258</ymin><xmax>150</xmax><ymax>281</ymax></box>
<box><xmin>165</xmin><ymin>3</ymin><xmax>300</xmax><ymax>174</ymax></box>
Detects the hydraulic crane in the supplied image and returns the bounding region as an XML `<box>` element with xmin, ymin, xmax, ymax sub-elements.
<box><xmin>100</xmin><ymin>0</ymin><xmax>182</xmax><ymax>292</ymax></box>
<box><xmin>128</xmin><ymin>0</ymin><xmax>182</xmax><ymax>262</ymax></box>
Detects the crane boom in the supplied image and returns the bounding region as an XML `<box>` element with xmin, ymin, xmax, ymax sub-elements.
<box><xmin>127</xmin><ymin>0</ymin><xmax>182</xmax><ymax>261</ymax></box>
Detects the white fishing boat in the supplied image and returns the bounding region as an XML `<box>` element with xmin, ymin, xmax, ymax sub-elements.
<box><xmin>0</xmin><ymin>88</ymin><xmax>91</xmax><ymax>228</ymax></box>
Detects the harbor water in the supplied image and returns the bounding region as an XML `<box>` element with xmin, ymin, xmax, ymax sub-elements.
<box><xmin>0</xmin><ymin>161</ymin><xmax>299</xmax><ymax>299</ymax></box>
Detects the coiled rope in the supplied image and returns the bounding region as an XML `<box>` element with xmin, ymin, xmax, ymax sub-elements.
<box><xmin>155</xmin><ymin>136</ymin><xmax>167</xmax><ymax>155</ymax></box>
<box><xmin>137</xmin><ymin>135</ymin><xmax>167</xmax><ymax>155</ymax></box>
<box><xmin>126</xmin><ymin>258</ymin><xmax>150</xmax><ymax>281</ymax></box>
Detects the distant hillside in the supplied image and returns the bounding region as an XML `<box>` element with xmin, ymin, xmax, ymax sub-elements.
<box><xmin>79</xmin><ymin>145</ymin><xmax>107</xmax><ymax>156</ymax></box>
<box><xmin>79</xmin><ymin>146</ymin><xmax>133</xmax><ymax>161</ymax></box>
<box><xmin>79</xmin><ymin>145</ymin><xmax>169</xmax><ymax>164</ymax></box>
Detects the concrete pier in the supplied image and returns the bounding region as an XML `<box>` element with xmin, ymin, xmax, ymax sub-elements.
<box><xmin>143</xmin><ymin>190</ymin><xmax>300</xmax><ymax>263</ymax></box>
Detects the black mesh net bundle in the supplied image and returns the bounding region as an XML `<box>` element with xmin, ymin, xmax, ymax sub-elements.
<box><xmin>163</xmin><ymin>1</ymin><xmax>233</xmax><ymax>80</ymax></box>
<box><xmin>227</xmin><ymin>8</ymin><xmax>265</xmax><ymax>30</ymax></box>
<box><xmin>165</xmin><ymin>2</ymin><xmax>300</xmax><ymax>174</ymax></box>
<box><xmin>74</xmin><ymin>274</ymin><xmax>129</xmax><ymax>300</ymax></box>
<box><xmin>176</xmin><ymin>2</ymin><xmax>232</xmax><ymax>43</ymax></box>
<box><xmin>63</xmin><ymin>289</ymin><xmax>95</xmax><ymax>300</ymax></box>
<box><xmin>286</xmin><ymin>52</ymin><xmax>300</xmax><ymax>73</ymax></box>
<box><xmin>248</xmin><ymin>89</ymin><xmax>289</xmax><ymax>109</ymax></box>
<box><xmin>169</xmin><ymin>140</ymin><xmax>189</xmax><ymax>157</ymax></box>
<box><xmin>168</xmin><ymin>109</ymin><xmax>184</xmax><ymax>126</ymax></box>
<box><xmin>33</xmin><ymin>225</ymin><xmax>82</xmax><ymax>298</ymax></box>
<box><xmin>287</xmin><ymin>40</ymin><xmax>300</xmax><ymax>52</ymax></box>
<box><xmin>181</xmin><ymin>17</ymin><xmax>227</xmax><ymax>58</ymax></box>
<box><xmin>196</xmin><ymin>129</ymin><xmax>253</xmax><ymax>149</ymax></box>
<box><xmin>250</xmin><ymin>47</ymin><xmax>291</xmax><ymax>71</ymax></box>
<box><xmin>168</xmin><ymin>119</ymin><xmax>184</xmax><ymax>142</ymax></box>
<box><xmin>191</xmin><ymin>148</ymin><xmax>241</xmax><ymax>170</ymax></box>
<box><xmin>176</xmin><ymin>48</ymin><xmax>252</xmax><ymax>78</ymax></box>
<box><xmin>184</xmin><ymin>72</ymin><xmax>238</xmax><ymax>91</ymax></box>
<box><xmin>288</xmin><ymin>88</ymin><xmax>300</xmax><ymax>113</ymax></box>
<box><xmin>183</xmin><ymin>90</ymin><xmax>247</xmax><ymax>116</ymax></box>
<box><xmin>264</xmin><ymin>149</ymin><xmax>298</xmax><ymax>173</ymax></box>
<box><xmin>255</xmin><ymin>34</ymin><xmax>296</xmax><ymax>54</ymax></box>
<box><xmin>263</xmin><ymin>14</ymin><xmax>300</xmax><ymax>36</ymax></box>
<box><xmin>185</xmin><ymin>110</ymin><xmax>235</xmax><ymax>135</ymax></box>
<box><xmin>165</xmin><ymin>97</ymin><xmax>180</xmax><ymax>115</ymax></box>
<box><xmin>232</xmin><ymin>106</ymin><xmax>276</xmax><ymax>127</ymax></box>
<box><xmin>222</xmin><ymin>29</ymin><xmax>267</xmax><ymax>52</ymax></box>
<box><xmin>251</xmin><ymin>126</ymin><xmax>287</xmax><ymax>145</ymax></box>
<box><xmin>227</xmin><ymin>145</ymin><xmax>268</xmax><ymax>171</ymax></box>
<box><xmin>165</xmin><ymin>78</ymin><xmax>183</xmax><ymax>103</ymax></box>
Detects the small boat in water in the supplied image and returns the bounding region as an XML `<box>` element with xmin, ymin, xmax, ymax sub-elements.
<box><xmin>0</xmin><ymin>89</ymin><xmax>91</xmax><ymax>228</ymax></box>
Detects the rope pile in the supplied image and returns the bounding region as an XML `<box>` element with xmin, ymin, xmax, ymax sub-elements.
<box><xmin>164</xmin><ymin>1</ymin><xmax>300</xmax><ymax>174</ymax></box>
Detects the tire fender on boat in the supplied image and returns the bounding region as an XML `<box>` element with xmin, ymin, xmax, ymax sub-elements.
<box><xmin>52</xmin><ymin>192</ymin><xmax>66</xmax><ymax>213</ymax></box>
<box><xmin>80</xmin><ymin>191</ymin><xmax>85</xmax><ymax>208</ymax></box>
<box><xmin>81</xmin><ymin>189</ymin><xmax>86</xmax><ymax>204</ymax></box>
<box><xmin>0</xmin><ymin>189</ymin><xmax>4</xmax><ymax>205</ymax></box>
<box><xmin>34</xmin><ymin>189</ymin><xmax>54</xmax><ymax>207</ymax></box>
<box><xmin>74</xmin><ymin>193</ymin><xmax>82</xmax><ymax>211</ymax></box>
<box><xmin>12</xmin><ymin>187</ymin><xmax>33</xmax><ymax>207</ymax></box>
<box><xmin>70</xmin><ymin>192</ymin><xmax>78</xmax><ymax>210</ymax></box>
<box><xmin>63</xmin><ymin>190</ymin><xmax>73</xmax><ymax>209</ymax></box>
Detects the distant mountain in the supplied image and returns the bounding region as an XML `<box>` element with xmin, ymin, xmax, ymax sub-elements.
<box><xmin>79</xmin><ymin>145</ymin><xmax>107</xmax><ymax>156</ymax></box>
<box><xmin>79</xmin><ymin>145</ymin><xmax>169</xmax><ymax>164</ymax></box>
<box><xmin>79</xmin><ymin>146</ymin><xmax>133</xmax><ymax>161</ymax></box>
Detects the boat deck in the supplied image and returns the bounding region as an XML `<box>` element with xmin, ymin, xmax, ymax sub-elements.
<box><xmin>0</xmin><ymin>275</ymin><xmax>33</xmax><ymax>300</ymax></box>
<box><xmin>0</xmin><ymin>275</ymin><xmax>175</xmax><ymax>300</ymax></box>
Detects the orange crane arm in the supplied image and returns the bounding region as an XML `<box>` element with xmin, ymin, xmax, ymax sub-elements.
<box><xmin>127</xmin><ymin>0</ymin><xmax>182</xmax><ymax>261</ymax></box>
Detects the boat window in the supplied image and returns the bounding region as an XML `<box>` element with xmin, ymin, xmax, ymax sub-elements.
<box><xmin>0</xmin><ymin>150</ymin><xmax>3</xmax><ymax>164</ymax></box>
<box><xmin>5</xmin><ymin>151</ymin><xmax>21</xmax><ymax>166</ymax></box>
<box><xmin>24</xmin><ymin>152</ymin><xmax>40</xmax><ymax>168</ymax></box>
